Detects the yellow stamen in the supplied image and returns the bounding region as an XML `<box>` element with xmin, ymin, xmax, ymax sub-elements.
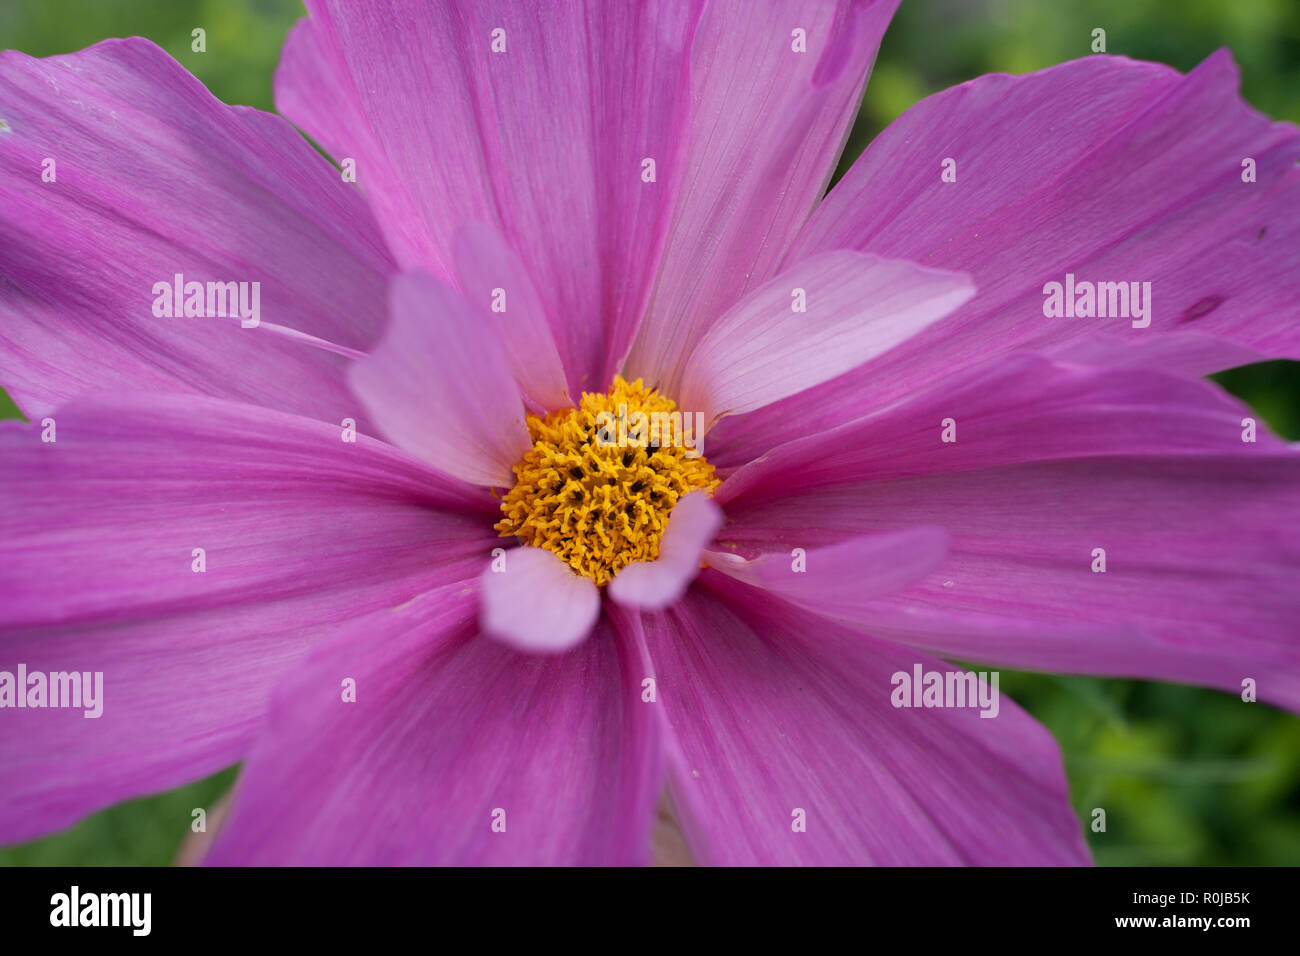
<box><xmin>496</xmin><ymin>376</ymin><xmax>718</xmax><ymax>585</ymax></box>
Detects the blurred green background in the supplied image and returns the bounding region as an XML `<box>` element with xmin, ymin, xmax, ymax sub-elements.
<box><xmin>1</xmin><ymin>0</ymin><xmax>1297</xmax><ymax>865</ymax></box>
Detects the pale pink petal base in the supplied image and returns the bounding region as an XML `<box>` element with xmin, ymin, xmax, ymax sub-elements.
<box><xmin>608</xmin><ymin>492</ymin><xmax>723</xmax><ymax>611</ymax></box>
<box><xmin>453</xmin><ymin>224</ymin><xmax>572</xmax><ymax>411</ymax></box>
<box><xmin>479</xmin><ymin>546</ymin><xmax>601</xmax><ymax>653</ymax></box>
<box><xmin>349</xmin><ymin>271</ymin><xmax>531</xmax><ymax>487</ymax></box>
<box><xmin>705</xmin><ymin>526</ymin><xmax>950</xmax><ymax>619</ymax></box>
<box><xmin>675</xmin><ymin>252</ymin><xmax>973</xmax><ymax>426</ymax></box>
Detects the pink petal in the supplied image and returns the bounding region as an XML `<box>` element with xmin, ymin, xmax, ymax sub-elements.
<box><xmin>705</xmin><ymin>526</ymin><xmax>949</xmax><ymax>618</ymax></box>
<box><xmin>608</xmin><ymin>491</ymin><xmax>723</xmax><ymax>611</ymax></box>
<box><xmin>716</xmin><ymin>354</ymin><xmax>1300</xmax><ymax>710</ymax></box>
<box><xmin>480</xmin><ymin>546</ymin><xmax>601</xmax><ymax>653</ymax></box>
<box><xmin>639</xmin><ymin>577</ymin><xmax>1091</xmax><ymax>864</ymax></box>
<box><xmin>276</xmin><ymin>0</ymin><xmax>701</xmax><ymax>394</ymax></box>
<box><xmin>0</xmin><ymin>38</ymin><xmax>394</xmax><ymax>424</ymax></box>
<box><xmin>624</xmin><ymin>0</ymin><xmax>899</xmax><ymax>390</ymax></box>
<box><xmin>0</xmin><ymin>393</ymin><xmax>492</xmax><ymax>843</ymax></box>
<box><xmin>453</xmin><ymin>223</ymin><xmax>572</xmax><ymax>411</ymax></box>
<box><xmin>349</xmin><ymin>271</ymin><xmax>532</xmax><ymax>488</ymax></box>
<box><xmin>207</xmin><ymin>594</ymin><xmax>662</xmax><ymax>865</ymax></box>
<box><xmin>676</xmin><ymin>252</ymin><xmax>973</xmax><ymax>425</ymax></box>
<box><xmin>711</xmin><ymin>51</ymin><xmax>1300</xmax><ymax>465</ymax></box>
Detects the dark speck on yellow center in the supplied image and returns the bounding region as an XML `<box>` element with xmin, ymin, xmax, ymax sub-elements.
<box><xmin>495</xmin><ymin>376</ymin><xmax>719</xmax><ymax>585</ymax></box>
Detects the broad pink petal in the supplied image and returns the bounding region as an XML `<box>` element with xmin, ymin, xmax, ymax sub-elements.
<box><xmin>716</xmin><ymin>355</ymin><xmax>1300</xmax><ymax>710</ymax></box>
<box><xmin>0</xmin><ymin>393</ymin><xmax>492</xmax><ymax>843</ymax></box>
<box><xmin>639</xmin><ymin>578</ymin><xmax>1091</xmax><ymax>864</ymax></box>
<box><xmin>0</xmin><ymin>38</ymin><xmax>395</xmax><ymax>424</ymax></box>
<box><xmin>276</xmin><ymin>0</ymin><xmax>701</xmax><ymax>394</ymax></box>
<box><xmin>718</xmin><ymin>353</ymin><xmax>1275</xmax><ymax>504</ymax></box>
<box><xmin>676</xmin><ymin>252</ymin><xmax>973</xmax><ymax>425</ymax></box>
<box><xmin>608</xmin><ymin>492</ymin><xmax>723</xmax><ymax>610</ymax></box>
<box><xmin>453</xmin><ymin>223</ymin><xmax>572</xmax><ymax>411</ymax></box>
<box><xmin>479</xmin><ymin>546</ymin><xmax>601</xmax><ymax>653</ymax></box>
<box><xmin>711</xmin><ymin>51</ymin><xmax>1300</xmax><ymax>464</ymax></box>
<box><xmin>207</xmin><ymin>594</ymin><xmax>662</xmax><ymax>865</ymax></box>
<box><xmin>705</xmin><ymin>526</ymin><xmax>949</xmax><ymax>618</ymax></box>
<box><xmin>624</xmin><ymin>0</ymin><xmax>899</xmax><ymax>389</ymax></box>
<box><xmin>349</xmin><ymin>271</ymin><xmax>531</xmax><ymax>488</ymax></box>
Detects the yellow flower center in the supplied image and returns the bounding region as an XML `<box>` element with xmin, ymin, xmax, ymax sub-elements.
<box><xmin>495</xmin><ymin>376</ymin><xmax>719</xmax><ymax>585</ymax></box>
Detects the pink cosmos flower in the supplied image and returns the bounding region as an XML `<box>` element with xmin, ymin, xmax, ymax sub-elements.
<box><xmin>1</xmin><ymin>0</ymin><xmax>1298</xmax><ymax>866</ymax></box>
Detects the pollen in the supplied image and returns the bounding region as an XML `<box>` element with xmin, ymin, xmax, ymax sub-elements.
<box><xmin>495</xmin><ymin>376</ymin><xmax>718</xmax><ymax>585</ymax></box>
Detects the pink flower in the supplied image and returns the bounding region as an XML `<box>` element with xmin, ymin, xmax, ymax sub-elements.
<box><xmin>1</xmin><ymin>0</ymin><xmax>1297</xmax><ymax>865</ymax></box>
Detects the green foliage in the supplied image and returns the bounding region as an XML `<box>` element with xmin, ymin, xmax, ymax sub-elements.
<box><xmin>843</xmin><ymin>0</ymin><xmax>1300</xmax><ymax>175</ymax></box>
<box><xmin>1</xmin><ymin>0</ymin><xmax>1297</xmax><ymax>866</ymax></box>
<box><xmin>0</xmin><ymin>768</ymin><xmax>236</xmax><ymax>865</ymax></box>
<box><xmin>0</xmin><ymin>0</ymin><xmax>304</xmax><ymax>111</ymax></box>
<box><xmin>1000</xmin><ymin>674</ymin><xmax>1300</xmax><ymax>865</ymax></box>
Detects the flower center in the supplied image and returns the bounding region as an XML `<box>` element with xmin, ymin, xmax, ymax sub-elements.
<box><xmin>495</xmin><ymin>376</ymin><xmax>719</xmax><ymax>585</ymax></box>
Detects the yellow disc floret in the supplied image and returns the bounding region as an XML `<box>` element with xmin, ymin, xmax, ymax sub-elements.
<box><xmin>496</xmin><ymin>376</ymin><xmax>719</xmax><ymax>585</ymax></box>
